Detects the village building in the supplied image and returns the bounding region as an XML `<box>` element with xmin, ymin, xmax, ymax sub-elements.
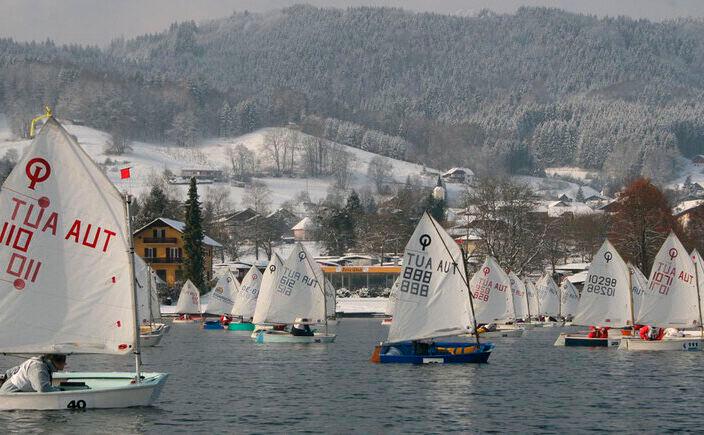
<box><xmin>441</xmin><ymin>167</ymin><xmax>474</xmax><ymax>184</ymax></box>
<box><xmin>292</xmin><ymin>216</ymin><xmax>317</xmax><ymax>241</ymax></box>
<box><xmin>691</xmin><ymin>155</ymin><xmax>704</xmax><ymax>167</ymax></box>
<box><xmin>673</xmin><ymin>199</ymin><xmax>704</xmax><ymax>229</ymax></box>
<box><xmin>134</xmin><ymin>218</ymin><xmax>222</xmax><ymax>287</ymax></box>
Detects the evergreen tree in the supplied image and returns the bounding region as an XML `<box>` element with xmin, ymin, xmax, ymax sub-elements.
<box><xmin>421</xmin><ymin>193</ymin><xmax>446</xmax><ymax>222</ymax></box>
<box><xmin>575</xmin><ymin>185</ymin><xmax>585</xmax><ymax>202</ymax></box>
<box><xmin>134</xmin><ymin>185</ymin><xmax>181</xmax><ymax>228</ymax></box>
<box><xmin>183</xmin><ymin>177</ymin><xmax>206</xmax><ymax>293</ymax></box>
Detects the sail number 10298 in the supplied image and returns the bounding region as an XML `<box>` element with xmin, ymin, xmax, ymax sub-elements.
<box><xmin>585</xmin><ymin>275</ymin><xmax>616</xmax><ymax>297</ymax></box>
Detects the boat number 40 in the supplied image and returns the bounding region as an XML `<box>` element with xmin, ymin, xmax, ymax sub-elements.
<box><xmin>67</xmin><ymin>399</ymin><xmax>87</xmax><ymax>409</ymax></box>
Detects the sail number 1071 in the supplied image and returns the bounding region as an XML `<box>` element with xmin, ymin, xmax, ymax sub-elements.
<box><xmin>585</xmin><ymin>275</ymin><xmax>616</xmax><ymax>297</ymax></box>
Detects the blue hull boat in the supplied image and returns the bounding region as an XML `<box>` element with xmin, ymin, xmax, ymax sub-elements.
<box><xmin>203</xmin><ymin>320</ymin><xmax>224</xmax><ymax>330</ymax></box>
<box><xmin>371</xmin><ymin>341</ymin><xmax>494</xmax><ymax>364</ymax></box>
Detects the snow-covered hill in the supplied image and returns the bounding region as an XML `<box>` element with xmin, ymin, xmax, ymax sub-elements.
<box><xmin>0</xmin><ymin>119</ymin><xmax>599</xmax><ymax>208</ymax></box>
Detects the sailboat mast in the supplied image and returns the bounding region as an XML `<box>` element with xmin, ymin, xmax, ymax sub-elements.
<box><xmin>627</xmin><ymin>265</ymin><xmax>636</xmax><ymax>334</ymax></box>
<box><xmin>693</xmin><ymin>256</ymin><xmax>704</xmax><ymax>336</ymax></box>
<box><xmin>524</xmin><ymin>277</ymin><xmax>531</xmax><ymax>321</ymax></box>
<box><xmin>125</xmin><ymin>194</ymin><xmax>142</xmax><ymax>383</ymax></box>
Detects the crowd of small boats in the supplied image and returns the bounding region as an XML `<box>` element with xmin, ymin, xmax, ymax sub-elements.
<box><xmin>1</xmin><ymin>117</ymin><xmax>702</xmax><ymax>412</ymax></box>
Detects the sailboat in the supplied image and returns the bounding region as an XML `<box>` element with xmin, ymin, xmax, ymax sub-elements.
<box><xmin>619</xmin><ymin>233</ymin><xmax>702</xmax><ymax>351</ymax></box>
<box><xmin>469</xmin><ymin>257</ymin><xmax>523</xmax><ymax>338</ymax></box>
<box><xmin>525</xmin><ymin>280</ymin><xmax>541</xmax><ymax>325</ymax></box>
<box><xmin>507</xmin><ymin>272</ymin><xmax>535</xmax><ymax>329</ymax></box>
<box><xmin>172</xmin><ymin>279</ymin><xmax>202</xmax><ymax>323</ymax></box>
<box><xmin>370</xmin><ymin>212</ymin><xmax>493</xmax><ymax>364</ymax></box>
<box><xmin>202</xmin><ymin>272</ymin><xmax>239</xmax><ymax>329</ymax></box>
<box><xmin>0</xmin><ymin>117</ymin><xmax>167</xmax><ymax>410</ymax></box>
<box><xmin>251</xmin><ymin>243</ymin><xmax>336</xmax><ymax>343</ymax></box>
<box><xmin>559</xmin><ymin>279</ymin><xmax>580</xmax><ymax>322</ymax></box>
<box><xmin>555</xmin><ymin>240</ymin><xmax>632</xmax><ymax>347</ymax></box>
<box><xmin>381</xmin><ymin>277</ymin><xmax>399</xmax><ymax>326</ymax></box>
<box><xmin>324</xmin><ymin>278</ymin><xmax>339</xmax><ymax>325</ymax></box>
<box><xmin>228</xmin><ymin>266</ymin><xmax>262</xmax><ymax>331</ymax></box>
<box><xmin>535</xmin><ymin>274</ymin><xmax>561</xmax><ymax>326</ymax></box>
<box><xmin>135</xmin><ymin>255</ymin><xmax>166</xmax><ymax>346</ymax></box>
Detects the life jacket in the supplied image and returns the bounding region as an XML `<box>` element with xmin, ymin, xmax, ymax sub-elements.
<box><xmin>4</xmin><ymin>357</ymin><xmax>52</xmax><ymax>392</ymax></box>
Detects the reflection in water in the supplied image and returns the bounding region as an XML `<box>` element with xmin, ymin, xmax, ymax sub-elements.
<box><xmin>1</xmin><ymin>319</ymin><xmax>704</xmax><ymax>432</ymax></box>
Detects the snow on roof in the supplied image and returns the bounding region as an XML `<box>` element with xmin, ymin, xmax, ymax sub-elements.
<box><xmin>546</xmin><ymin>201</ymin><xmax>597</xmax><ymax>217</ymax></box>
<box><xmin>136</xmin><ymin>217</ymin><xmax>223</xmax><ymax>247</ymax></box>
<box><xmin>442</xmin><ymin>167</ymin><xmax>474</xmax><ymax>177</ymax></box>
<box><xmin>673</xmin><ymin>199</ymin><xmax>704</xmax><ymax>216</ymax></box>
<box><xmin>555</xmin><ymin>262</ymin><xmax>590</xmax><ymax>272</ymax></box>
<box><xmin>292</xmin><ymin>216</ymin><xmax>316</xmax><ymax>230</ymax></box>
<box><xmin>566</xmin><ymin>271</ymin><xmax>588</xmax><ymax>284</ymax></box>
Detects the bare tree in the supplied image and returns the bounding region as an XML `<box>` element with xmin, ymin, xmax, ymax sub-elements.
<box><xmin>464</xmin><ymin>177</ymin><xmax>548</xmax><ymax>274</ymax></box>
<box><xmin>242</xmin><ymin>180</ymin><xmax>273</xmax><ymax>259</ymax></box>
<box><xmin>227</xmin><ymin>144</ymin><xmax>256</xmax><ymax>181</ymax></box>
<box><xmin>264</xmin><ymin>129</ymin><xmax>293</xmax><ymax>176</ymax></box>
<box><xmin>329</xmin><ymin>143</ymin><xmax>354</xmax><ymax>189</ymax></box>
<box><xmin>367</xmin><ymin>155</ymin><xmax>393</xmax><ymax>194</ymax></box>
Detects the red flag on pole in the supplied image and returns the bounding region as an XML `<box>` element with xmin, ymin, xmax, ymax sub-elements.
<box><xmin>120</xmin><ymin>167</ymin><xmax>131</xmax><ymax>179</ymax></box>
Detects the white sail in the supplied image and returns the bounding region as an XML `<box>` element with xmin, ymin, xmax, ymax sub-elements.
<box><xmin>387</xmin><ymin>213</ymin><xmax>473</xmax><ymax>343</ymax></box>
<box><xmin>385</xmin><ymin>276</ymin><xmax>400</xmax><ymax>316</ymax></box>
<box><xmin>536</xmin><ymin>274</ymin><xmax>560</xmax><ymax>317</ymax></box>
<box><xmin>629</xmin><ymin>264</ymin><xmax>647</xmax><ymax>322</ymax></box>
<box><xmin>134</xmin><ymin>255</ymin><xmax>154</xmax><ymax>324</ymax></box>
<box><xmin>573</xmin><ymin>241</ymin><xmax>631</xmax><ymax>327</ymax></box>
<box><xmin>636</xmin><ymin>233</ymin><xmax>699</xmax><ymax>327</ymax></box>
<box><xmin>205</xmin><ymin>272</ymin><xmax>239</xmax><ymax>315</ymax></box>
<box><xmin>692</xmin><ymin>250</ymin><xmax>704</xmax><ymax>315</ymax></box>
<box><xmin>509</xmin><ymin>272</ymin><xmax>529</xmax><ymax>320</ymax></box>
<box><xmin>232</xmin><ymin>267</ymin><xmax>261</xmax><ymax>320</ymax></box>
<box><xmin>257</xmin><ymin>243</ymin><xmax>326</xmax><ymax>325</ymax></box>
<box><xmin>0</xmin><ymin>118</ymin><xmax>136</xmax><ymax>354</ymax></box>
<box><xmin>525</xmin><ymin>280</ymin><xmax>540</xmax><ymax>318</ymax></box>
<box><xmin>324</xmin><ymin>278</ymin><xmax>336</xmax><ymax>318</ymax></box>
<box><xmin>252</xmin><ymin>253</ymin><xmax>284</xmax><ymax>325</ymax></box>
<box><xmin>175</xmin><ymin>280</ymin><xmax>201</xmax><ymax>314</ymax></box>
<box><xmin>559</xmin><ymin>279</ymin><xmax>580</xmax><ymax>318</ymax></box>
<box><xmin>470</xmin><ymin>257</ymin><xmax>512</xmax><ymax>323</ymax></box>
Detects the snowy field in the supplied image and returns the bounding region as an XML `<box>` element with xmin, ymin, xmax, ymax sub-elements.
<box><xmin>0</xmin><ymin>117</ymin><xmax>613</xmax><ymax>208</ymax></box>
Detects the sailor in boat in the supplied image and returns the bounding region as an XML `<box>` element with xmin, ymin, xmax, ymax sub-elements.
<box><xmin>0</xmin><ymin>354</ymin><xmax>67</xmax><ymax>393</ymax></box>
<box><xmin>639</xmin><ymin>325</ymin><xmax>664</xmax><ymax>341</ymax></box>
<box><xmin>220</xmin><ymin>314</ymin><xmax>233</xmax><ymax>326</ymax></box>
<box><xmin>664</xmin><ymin>328</ymin><xmax>685</xmax><ymax>338</ymax></box>
<box><xmin>179</xmin><ymin>313</ymin><xmax>192</xmax><ymax>321</ymax></box>
<box><xmin>587</xmin><ymin>326</ymin><xmax>609</xmax><ymax>339</ymax></box>
<box><xmin>290</xmin><ymin>319</ymin><xmax>315</xmax><ymax>337</ymax></box>
<box><xmin>477</xmin><ymin>323</ymin><xmax>497</xmax><ymax>333</ymax></box>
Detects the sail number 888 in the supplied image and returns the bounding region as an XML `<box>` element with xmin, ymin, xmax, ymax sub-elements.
<box><xmin>586</xmin><ymin>275</ymin><xmax>616</xmax><ymax>297</ymax></box>
<box><xmin>401</xmin><ymin>267</ymin><xmax>431</xmax><ymax>297</ymax></box>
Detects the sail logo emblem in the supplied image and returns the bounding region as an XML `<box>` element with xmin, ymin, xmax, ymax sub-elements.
<box><xmin>25</xmin><ymin>158</ymin><xmax>51</xmax><ymax>190</ymax></box>
<box><xmin>252</xmin><ymin>274</ymin><xmax>258</xmax><ymax>280</ymax></box>
<box><xmin>226</xmin><ymin>276</ymin><xmax>232</xmax><ymax>283</ymax></box>
<box><xmin>604</xmin><ymin>251</ymin><xmax>612</xmax><ymax>263</ymax></box>
<box><xmin>298</xmin><ymin>251</ymin><xmax>306</xmax><ymax>261</ymax></box>
<box><xmin>482</xmin><ymin>266</ymin><xmax>490</xmax><ymax>275</ymax></box>
<box><xmin>215</xmin><ymin>286</ymin><xmax>224</xmax><ymax>294</ymax></box>
<box><xmin>269</xmin><ymin>265</ymin><xmax>276</xmax><ymax>272</ymax></box>
<box><xmin>419</xmin><ymin>234</ymin><xmax>431</xmax><ymax>251</ymax></box>
<box><xmin>669</xmin><ymin>248</ymin><xmax>678</xmax><ymax>260</ymax></box>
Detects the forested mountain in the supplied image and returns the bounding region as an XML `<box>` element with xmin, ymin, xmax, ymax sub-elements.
<box><xmin>2</xmin><ymin>6</ymin><xmax>704</xmax><ymax>184</ymax></box>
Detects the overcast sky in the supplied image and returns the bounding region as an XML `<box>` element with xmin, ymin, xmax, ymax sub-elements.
<box><xmin>2</xmin><ymin>0</ymin><xmax>703</xmax><ymax>46</ymax></box>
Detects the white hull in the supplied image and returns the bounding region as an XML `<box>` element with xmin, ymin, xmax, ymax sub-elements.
<box><xmin>172</xmin><ymin>318</ymin><xmax>199</xmax><ymax>324</ymax></box>
<box><xmin>140</xmin><ymin>323</ymin><xmax>166</xmax><ymax>347</ymax></box>
<box><xmin>252</xmin><ymin>330</ymin><xmax>336</xmax><ymax>343</ymax></box>
<box><xmin>0</xmin><ymin>372</ymin><xmax>168</xmax><ymax>410</ymax></box>
<box><xmin>619</xmin><ymin>337</ymin><xmax>702</xmax><ymax>351</ymax></box>
<box><xmin>497</xmin><ymin>323</ymin><xmax>535</xmax><ymax>330</ymax></box>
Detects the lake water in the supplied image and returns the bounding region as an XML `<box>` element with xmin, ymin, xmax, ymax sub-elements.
<box><xmin>1</xmin><ymin>319</ymin><xmax>703</xmax><ymax>433</ymax></box>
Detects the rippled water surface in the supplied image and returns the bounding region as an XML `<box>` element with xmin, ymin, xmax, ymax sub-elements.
<box><xmin>1</xmin><ymin>319</ymin><xmax>703</xmax><ymax>433</ymax></box>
